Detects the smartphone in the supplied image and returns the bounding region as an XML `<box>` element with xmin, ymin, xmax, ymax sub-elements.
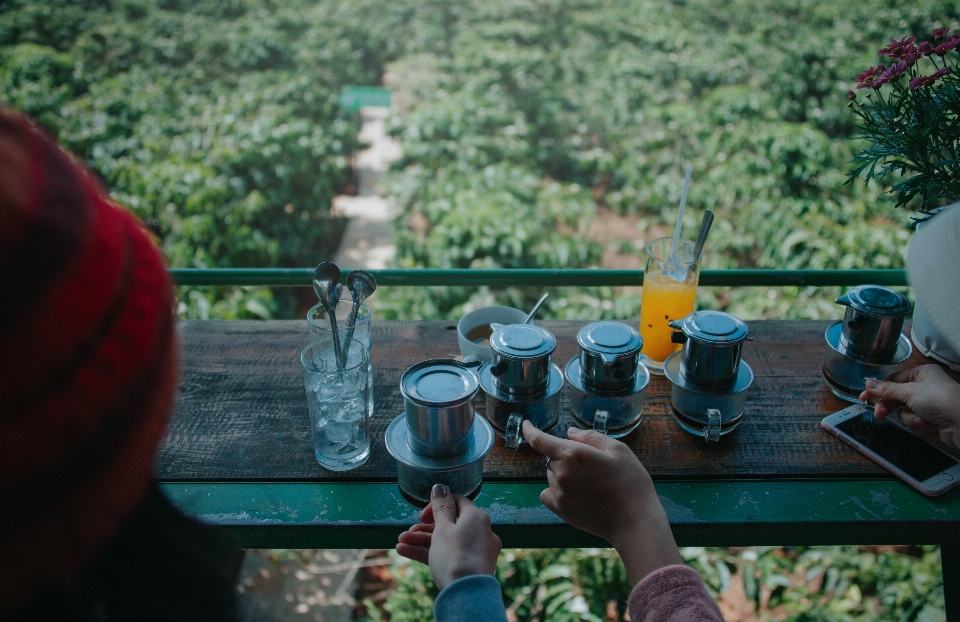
<box><xmin>821</xmin><ymin>404</ymin><xmax>960</xmax><ymax>496</ymax></box>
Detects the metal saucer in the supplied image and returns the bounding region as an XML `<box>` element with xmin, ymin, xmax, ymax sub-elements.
<box><xmin>385</xmin><ymin>413</ymin><xmax>494</xmax><ymax>471</ymax></box>
<box><xmin>478</xmin><ymin>361</ymin><xmax>564</xmax><ymax>404</ymax></box>
<box><xmin>565</xmin><ymin>356</ymin><xmax>650</xmax><ymax>397</ymax></box>
<box><xmin>663</xmin><ymin>352</ymin><xmax>753</xmax><ymax>396</ymax></box>
<box><xmin>663</xmin><ymin>352</ymin><xmax>753</xmax><ymax>439</ymax></box>
<box><xmin>824</xmin><ymin>321</ymin><xmax>912</xmax><ymax>366</ymax></box>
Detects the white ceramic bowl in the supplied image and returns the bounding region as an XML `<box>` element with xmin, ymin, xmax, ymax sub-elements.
<box><xmin>457</xmin><ymin>305</ymin><xmax>528</xmax><ymax>362</ymax></box>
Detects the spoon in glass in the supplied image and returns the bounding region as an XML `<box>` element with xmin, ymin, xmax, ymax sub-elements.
<box><xmin>523</xmin><ymin>293</ymin><xmax>549</xmax><ymax>324</ymax></box>
<box><xmin>313</xmin><ymin>262</ymin><xmax>345</xmax><ymax>370</ymax></box>
<box><xmin>344</xmin><ymin>270</ymin><xmax>377</xmax><ymax>360</ymax></box>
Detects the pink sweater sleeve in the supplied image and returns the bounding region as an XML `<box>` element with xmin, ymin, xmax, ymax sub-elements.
<box><xmin>627</xmin><ymin>565</ymin><xmax>724</xmax><ymax>622</ymax></box>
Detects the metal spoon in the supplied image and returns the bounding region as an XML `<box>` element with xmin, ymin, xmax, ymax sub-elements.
<box><xmin>523</xmin><ymin>293</ymin><xmax>549</xmax><ymax>324</ymax></box>
<box><xmin>692</xmin><ymin>209</ymin><xmax>715</xmax><ymax>261</ymax></box>
<box><xmin>344</xmin><ymin>270</ymin><xmax>377</xmax><ymax>360</ymax></box>
<box><xmin>313</xmin><ymin>262</ymin><xmax>345</xmax><ymax>370</ymax></box>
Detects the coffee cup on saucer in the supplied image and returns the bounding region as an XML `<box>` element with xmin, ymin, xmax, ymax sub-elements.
<box><xmin>457</xmin><ymin>306</ymin><xmax>527</xmax><ymax>363</ymax></box>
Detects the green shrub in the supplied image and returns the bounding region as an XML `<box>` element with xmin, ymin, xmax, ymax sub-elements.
<box><xmin>381</xmin><ymin>546</ymin><xmax>945</xmax><ymax>621</ymax></box>
<box><xmin>381</xmin><ymin>0</ymin><xmax>955</xmax><ymax>321</ymax></box>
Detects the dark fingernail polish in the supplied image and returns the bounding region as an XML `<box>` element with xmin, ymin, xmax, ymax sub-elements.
<box><xmin>432</xmin><ymin>483</ymin><xmax>448</xmax><ymax>499</ymax></box>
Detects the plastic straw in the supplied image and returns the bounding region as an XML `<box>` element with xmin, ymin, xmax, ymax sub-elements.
<box><xmin>670</xmin><ymin>165</ymin><xmax>693</xmax><ymax>259</ymax></box>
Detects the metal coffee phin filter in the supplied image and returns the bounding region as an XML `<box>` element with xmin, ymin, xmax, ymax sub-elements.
<box><xmin>565</xmin><ymin>322</ymin><xmax>650</xmax><ymax>437</ymax></box>
<box><xmin>664</xmin><ymin>311</ymin><xmax>754</xmax><ymax>441</ymax></box>
<box><xmin>479</xmin><ymin>323</ymin><xmax>563</xmax><ymax>450</ymax></box>
<box><xmin>385</xmin><ymin>359</ymin><xmax>494</xmax><ymax>508</ymax></box>
<box><xmin>822</xmin><ymin>284</ymin><xmax>913</xmax><ymax>402</ymax></box>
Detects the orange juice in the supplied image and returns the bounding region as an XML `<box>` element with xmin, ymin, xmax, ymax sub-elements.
<box><xmin>639</xmin><ymin>270</ymin><xmax>697</xmax><ymax>363</ymax></box>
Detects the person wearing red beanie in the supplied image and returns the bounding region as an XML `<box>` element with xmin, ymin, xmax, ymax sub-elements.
<box><xmin>0</xmin><ymin>110</ymin><xmax>241</xmax><ymax>621</ymax></box>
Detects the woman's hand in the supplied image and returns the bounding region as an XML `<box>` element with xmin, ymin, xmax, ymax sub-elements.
<box><xmin>395</xmin><ymin>485</ymin><xmax>502</xmax><ymax>590</ymax></box>
<box><xmin>860</xmin><ymin>364</ymin><xmax>960</xmax><ymax>448</ymax></box>
<box><xmin>522</xmin><ymin>421</ymin><xmax>682</xmax><ymax>585</ymax></box>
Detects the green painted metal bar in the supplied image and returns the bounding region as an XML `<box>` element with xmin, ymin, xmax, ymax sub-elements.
<box><xmin>168</xmin><ymin>268</ymin><xmax>908</xmax><ymax>288</ymax></box>
<box><xmin>160</xmin><ymin>480</ymin><xmax>960</xmax><ymax>550</ymax></box>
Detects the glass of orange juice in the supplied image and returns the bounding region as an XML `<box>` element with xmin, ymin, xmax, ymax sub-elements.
<box><xmin>639</xmin><ymin>236</ymin><xmax>701</xmax><ymax>373</ymax></box>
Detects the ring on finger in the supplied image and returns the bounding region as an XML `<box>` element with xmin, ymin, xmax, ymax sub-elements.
<box><xmin>545</xmin><ymin>457</ymin><xmax>552</xmax><ymax>471</ymax></box>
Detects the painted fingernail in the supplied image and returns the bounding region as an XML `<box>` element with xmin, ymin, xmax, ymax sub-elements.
<box><xmin>864</xmin><ymin>378</ymin><xmax>879</xmax><ymax>390</ymax></box>
<box><xmin>431</xmin><ymin>484</ymin><xmax>448</xmax><ymax>499</ymax></box>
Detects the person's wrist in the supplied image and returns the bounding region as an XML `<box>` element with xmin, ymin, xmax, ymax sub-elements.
<box><xmin>609</xmin><ymin>505</ymin><xmax>683</xmax><ymax>586</ymax></box>
<box><xmin>439</xmin><ymin>567</ymin><xmax>491</xmax><ymax>589</ymax></box>
<box><xmin>605</xmin><ymin>498</ymin><xmax>657</xmax><ymax>550</ymax></box>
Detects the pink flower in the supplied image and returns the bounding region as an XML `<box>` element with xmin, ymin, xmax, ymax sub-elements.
<box><xmin>872</xmin><ymin>61</ymin><xmax>909</xmax><ymax>87</ymax></box>
<box><xmin>878</xmin><ymin>36</ymin><xmax>916</xmax><ymax>59</ymax></box>
<box><xmin>917</xmin><ymin>41</ymin><xmax>934</xmax><ymax>57</ymax></box>
<box><xmin>855</xmin><ymin>65</ymin><xmax>885</xmax><ymax>89</ymax></box>
<box><xmin>909</xmin><ymin>67</ymin><xmax>951</xmax><ymax>89</ymax></box>
<box><xmin>899</xmin><ymin>42</ymin><xmax>921</xmax><ymax>63</ymax></box>
<box><xmin>930</xmin><ymin>27</ymin><xmax>951</xmax><ymax>41</ymax></box>
<box><xmin>933</xmin><ymin>33</ymin><xmax>960</xmax><ymax>56</ymax></box>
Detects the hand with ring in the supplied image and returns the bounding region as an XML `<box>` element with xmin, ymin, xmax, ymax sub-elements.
<box><xmin>522</xmin><ymin>421</ymin><xmax>683</xmax><ymax>587</ymax></box>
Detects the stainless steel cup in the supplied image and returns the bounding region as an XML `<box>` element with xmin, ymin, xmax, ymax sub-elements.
<box><xmin>484</xmin><ymin>387</ymin><xmax>562</xmax><ymax>448</ymax></box>
<box><xmin>395</xmin><ymin>460</ymin><xmax>484</xmax><ymax>509</ymax></box>
<box><xmin>664</xmin><ymin>351</ymin><xmax>753</xmax><ymax>442</ymax></box>
<box><xmin>400</xmin><ymin>360</ymin><xmax>480</xmax><ymax>458</ymax></box>
<box><xmin>478</xmin><ymin>360</ymin><xmax>563</xmax><ymax>450</ymax></box>
<box><xmin>566</xmin><ymin>356</ymin><xmax>649</xmax><ymax>438</ymax></box>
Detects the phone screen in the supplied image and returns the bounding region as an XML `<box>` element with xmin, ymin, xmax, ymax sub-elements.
<box><xmin>834</xmin><ymin>410</ymin><xmax>959</xmax><ymax>482</ymax></box>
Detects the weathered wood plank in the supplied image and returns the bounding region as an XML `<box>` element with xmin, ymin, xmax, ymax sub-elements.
<box><xmin>156</xmin><ymin>320</ymin><xmax>889</xmax><ymax>481</ymax></box>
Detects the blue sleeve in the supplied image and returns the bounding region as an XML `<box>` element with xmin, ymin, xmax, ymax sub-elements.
<box><xmin>433</xmin><ymin>574</ymin><xmax>508</xmax><ymax>622</ymax></box>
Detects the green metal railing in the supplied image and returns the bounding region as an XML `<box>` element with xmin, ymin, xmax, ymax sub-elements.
<box><xmin>168</xmin><ymin>268</ymin><xmax>908</xmax><ymax>288</ymax></box>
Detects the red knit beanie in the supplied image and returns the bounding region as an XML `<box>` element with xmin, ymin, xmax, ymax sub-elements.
<box><xmin>0</xmin><ymin>110</ymin><xmax>178</xmax><ymax>611</ymax></box>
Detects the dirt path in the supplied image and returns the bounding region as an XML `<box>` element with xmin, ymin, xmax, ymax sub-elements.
<box><xmin>331</xmin><ymin>107</ymin><xmax>403</xmax><ymax>273</ymax></box>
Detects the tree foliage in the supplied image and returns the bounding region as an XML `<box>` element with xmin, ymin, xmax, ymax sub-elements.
<box><xmin>377</xmin><ymin>0</ymin><xmax>956</xmax><ymax>321</ymax></box>
<box><xmin>0</xmin><ymin>0</ymin><xmax>407</xmax><ymax>317</ymax></box>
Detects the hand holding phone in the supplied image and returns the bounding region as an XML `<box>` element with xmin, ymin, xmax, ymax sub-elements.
<box><xmin>859</xmin><ymin>364</ymin><xmax>960</xmax><ymax>449</ymax></box>
<box><xmin>822</xmin><ymin>404</ymin><xmax>960</xmax><ymax>496</ymax></box>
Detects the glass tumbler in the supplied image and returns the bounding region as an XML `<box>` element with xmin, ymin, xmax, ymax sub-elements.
<box><xmin>308</xmin><ymin>301</ymin><xmax>372</xmax><ymax>414</ymax></box>
<box><xmin>308</xmin><ymin>301</ymin><xmax>371</xmax><ymax>350</ymax></box>
<box><xmin>300</xmin><ymin>337</ymin><xmax>371</xmax><ymax>471</ymax></box>
<box><xmin>639</xmin><ymin>237</ymin><xmax>701</xmax><ymax>374</ymax></box>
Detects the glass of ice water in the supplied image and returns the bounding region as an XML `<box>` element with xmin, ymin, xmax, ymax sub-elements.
<box><xmin>300</xmin><ymin>337</ymin><xmax>371</xmax><ymax>471</ymax></box>
<box><xmin>307</xmin><ymin>301</ymin><xmax>374</xmax><ymax>416</ymax></box>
